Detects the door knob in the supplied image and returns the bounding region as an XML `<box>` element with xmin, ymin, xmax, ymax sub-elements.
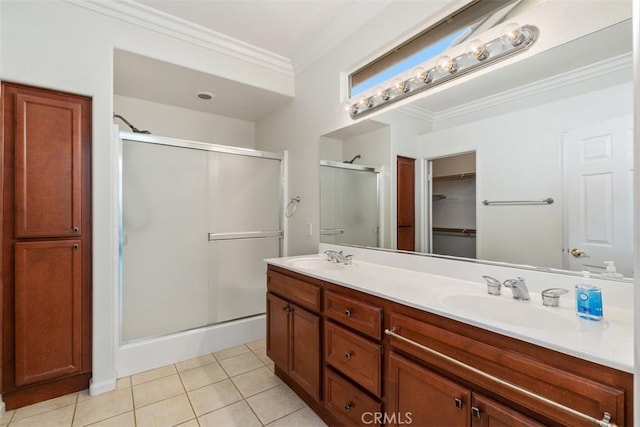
<box><xmin>570</xmin><ymin>248</ymin><xmax>586</xmax><ymax>258</ymax></box>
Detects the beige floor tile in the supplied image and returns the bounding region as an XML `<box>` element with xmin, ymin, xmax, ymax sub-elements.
<box><xmin>1</xmin><ymin>410</ymin><xmax>14</xmax><ymax>426</ymax></box>
<box><xmin>179</xmin><ymin>362</ymin><xmax>227</xmax><ymax>391</ymax></box>
<box><xmin>187</xmin><ymin>378</ymin><xmax>242</xmax><ymax>416</ymax></box>
<box><xmin>133</xmin><ymin>374</ymin><xmax>185</xmax><ymax>408</ymax></box>
<box><xmin>131</xmin><ymin>365</ymin><xmax>177</xmax><ymax>386</ymax></box>
<box><xmin>116</xmin><ymin>377</ymin><xmax>131</xmax><ymax>390</ymax></box>
<box><xmin>85</xmin><ymin>411</ymin><xmax>135</xmax><ymax>427</ymax></box>
<box><xmin>197</xmin><ymin>401</ymin><xmax>261</xmax><ymax>427</ymax></box>
<box><xmin>245</xmin><ymin>338</ymin><xmax>266</xmax><ymax>351</ymax></box>
<box><xmin>73</xmin><ymin>388</ymin><xmax>133</xmax><ymax>426</ymax></box>
<box><xmin>231</xmin><ymin>366</ymin><xmax>283</xmax><ymax>398</ymax></box>
<box><xmin>246</xmin><ymin>384</ymin><xmax>305</xmax><ymax>425</ymax></box>
<box><xmin>252</xmin><ymin>347</ymin><xmax>273</xmax><ymax>365</ymax></box>
<box><xmin>175</xmin><ymin>354</ymin><xmax>216</xmax><ymax>372</ymax></box>
<box><xmin>219</xmin><ymin>352</ymin><xmax>264</xmax><ymax>377</ymax></box>
<box><xmin>134</xmin><ymin>394</ymin><xmax>194</xmax><ymax>427</ymax></box>
<box><xmin>175</xmin><ymin>420</ymin><xmax>199</xmax><ymax>427</ymax></box>
<box><xmin>12</xmin><ymin>392</ymin><xmax>77</xmax><ymax>421</ymax></box>
<box><xmin>9</xmin><ymin>405</ymin><xmax>74</xmax><ymax>427</ymax></box>
<box><xmin>266</xmin><ymin>407</ymin><xmax>327</xmax><ymax>427</ymax></box>
<box><xmin>213</xmin><ymin>344</ymin><xmax>250</xmax><ymax>361</ymax></box>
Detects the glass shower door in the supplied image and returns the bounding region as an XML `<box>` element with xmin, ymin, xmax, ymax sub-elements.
<box><xmin>207</xmin><ymin>152</ymin><xmax>282</xmax><ymax>324</ymax></box>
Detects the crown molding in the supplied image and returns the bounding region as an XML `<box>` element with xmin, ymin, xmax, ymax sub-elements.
<box><xmin>434</xmin><ymin>53</ymin><xmax>633</xmax><ymax>123</ymax></box>
<box><xmin>66</xmin><ymin>0</ymin><xmax>294</xmax><ymax>77</ymax></box>
<box><xmin>395</xmin><ymin>104</ymin><xmax>436</xmax><ymax>123</ymax></box>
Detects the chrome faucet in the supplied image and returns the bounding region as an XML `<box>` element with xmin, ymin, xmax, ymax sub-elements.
<box><xmin>324</xmin><ymin>250</ymin><xmax>353</xmax><ymax>265</ymax></box>
<box><xmin>502</xmin><ymin>277</ymin><xmax>530</xmax><ymax>301</ymax></box>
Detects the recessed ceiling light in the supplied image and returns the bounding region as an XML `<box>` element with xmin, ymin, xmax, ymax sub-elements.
<box><xmin>196</xmin><ymin>91</ymin><xmax>215</xmax><ymax>100</ymax></box>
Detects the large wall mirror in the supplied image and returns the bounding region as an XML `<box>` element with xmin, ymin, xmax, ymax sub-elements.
<box><xmin>320</xmin><ymin>2</ymin><xmax>633</xmax><ymax>279</ymax></box>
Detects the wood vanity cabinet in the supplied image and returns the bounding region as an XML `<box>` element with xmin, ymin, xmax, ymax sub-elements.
<box><xmin>1</xmin><ymin>82</ymin><xmax>92</xmax><ymax>409</ymax></box>
<box><xmin>265</xmin><ymin>265</ymin><xmax>633</xmax><ymax>426</ymax></box>
<box><xmin>266</xmin><ymin>269</ymin><xmax>321</xmax><ymax>401</ymax></box>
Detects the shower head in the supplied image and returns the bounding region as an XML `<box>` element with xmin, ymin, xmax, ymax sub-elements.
<box><xmin>113</xmin><ymin>113</ymin><xmax>151</xmax><ymax>134</ymax></box>
<box><xmin>344</xmin><ymin>154</ymin><xmax>361</xmax><ymax>164</ymax></box>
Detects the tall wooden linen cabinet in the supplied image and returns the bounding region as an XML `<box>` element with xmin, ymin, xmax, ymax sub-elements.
<box><xmin>1</xmin><ymin>82</ymin><xmax>92</xmax><ymax>409</ymax></box>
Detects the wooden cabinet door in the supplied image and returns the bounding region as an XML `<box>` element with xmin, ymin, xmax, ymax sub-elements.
<box><xmin>396</xmin><ymin>156</ymin><xmax>415</xmax><ymax>251</ymax></box>
<box><xmin>14</xmin><ymin>92</ymin><xmax>85</xmax><ymax>238</ymax></box>
<box><xmin>471</xmin><ymin>394</ymin><xmax>544</xmax><ymax>427</ymax></box>
<box><xmin>290</xmin><ymin>304</ymin><xmax>320</xmax><ymax>400</ymax></box>
<box><xmin>266</xmin><ymin>292</ymin><xmax>289</xmax><ymax>370</ymax></box>
<box><xmin>14</xmin><ymin>240</ymin><xmax>83</xmax><ymax>386</ymax></box>
<box><xmin>387</xmin><ymin>352</ymin><xmax>470</xmax><ymax>427</ymax></box>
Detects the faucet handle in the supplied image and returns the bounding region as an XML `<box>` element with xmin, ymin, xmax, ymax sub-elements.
<box><xmin>541</xmin><ymin>288</ymin><xmax>568</xmax><ymax>307</ymax></box>
<box><xmin>344</xmin><ymin>254</ymin><xmax>353</xmax><ymax>265</ymax></box>
<box><xmin>482</xmin><ymin>275</ymin><xmax>501</xmax><ymax>296</ymax></box>
<box><xmin>503</xmin><ymin>276</ymin><xmax>525</xmax><ymax>287</ymax></box>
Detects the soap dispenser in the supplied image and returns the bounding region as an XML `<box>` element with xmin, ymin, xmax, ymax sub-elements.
<box><xmin>575</xmin><ymin>271</ymin><xmax>603</xmax><ymax>321</ymax></box>
<box><xmin>603</xmin><ymin>261</ymin><xmax>624</xmax><ymax>278</ymax></box>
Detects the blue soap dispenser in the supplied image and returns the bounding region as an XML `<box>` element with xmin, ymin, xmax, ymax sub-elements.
<box><xmin>575</xmin><ymin>271</ymin><xmax>603</xmax><ymax>321</ymax></box>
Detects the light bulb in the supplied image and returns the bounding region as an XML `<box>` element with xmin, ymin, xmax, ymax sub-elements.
<box><xmin>413</xmin><ymin>66</ymin><xmax>433</xmax><ymax>83</ymax></box>
<box><xmin>466</xmin><ymin>39</ymin><xmax>488</xmax><ymax>61</ymax></box>
<box><xmin>436</xmin><ymin>55</ymin><xmax>458</xmax><ymax>74</ymax></box>
<box><xmin>393</xmin><ymin>78</ymin><xmax>410</xmax><ymax>93</ymax></box>
<box><xmin>360</xmin><ymin>96</ymin><xmax>374</xmax><ymax>109</ymax></box>
<box><xmin>501</xmin><ymin>23</ymin><xmax>523</xmax><ymax>46</ymax></box>
<box><xmin>378</xmin><ymin>87</ymin><xmax>391</xmax><ymax>101</ymax></box>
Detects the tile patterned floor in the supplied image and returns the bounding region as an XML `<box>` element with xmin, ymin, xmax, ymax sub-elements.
<box><xmin>0</xmin><ymin>340</ymin><xmax>327</xmax><ymax>427</ymax></box>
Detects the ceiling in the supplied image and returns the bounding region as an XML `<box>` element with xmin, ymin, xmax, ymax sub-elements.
<box><xmin>114</xmin><ymin>0</ymin><xmax>393</xmax><ymax>122</ymax></box>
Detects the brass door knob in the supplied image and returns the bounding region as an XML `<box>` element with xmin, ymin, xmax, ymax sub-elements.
<box><xmin>570</xmin><ymin>248</ymin><xmax>586</xmax><ymax>258</ymax></box>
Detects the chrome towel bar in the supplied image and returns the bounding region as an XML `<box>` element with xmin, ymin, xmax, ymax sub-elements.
<box><xmin>482</xmin><ymin>198</ymin><xmax>554</xmax><ymax>206</ymax></box>
<box><xmin>384</xmin><ymin>328</ymin><xmax>615</xmax><ymax>427</ymax></box>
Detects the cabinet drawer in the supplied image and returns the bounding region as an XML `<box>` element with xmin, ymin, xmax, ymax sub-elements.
<box><xmin>325</xmin><ymin>291</ymin><xmax>382</xmax><ymax>340</ymax></box>
<box><xmin>267</xmin><ymin>269</ymin><xmax>321</xmax><ymax>312</ymax></box>
<box><xmin>325</xmin><ymin>368</ymin><xmax>381</xmax><ymax>426</ymax></box>
<box><xmin>325</xmin><ymin>322</ymin><xmax>382</xmax><ymax>397</ymax></box>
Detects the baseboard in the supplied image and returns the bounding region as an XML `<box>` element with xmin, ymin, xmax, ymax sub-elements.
<box><xmin>89</xmin><ymin>377</ymin><xmax>117</xmax><ymax>396</ymax></box>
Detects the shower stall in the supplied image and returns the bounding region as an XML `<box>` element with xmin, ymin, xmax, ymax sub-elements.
<box><xmin>320</xmin><ymin>160</ymin><xmax>380</xmax><ymax>247</ymax></box>
<box><xmin>118</xmin><ymin>133</ymin><xmax>284</xmax><ymax>375</ymax></box>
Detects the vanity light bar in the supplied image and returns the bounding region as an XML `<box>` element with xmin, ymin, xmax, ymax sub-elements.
<box><xmin>348</xmin><ymin>24</ymin><xmax>539</xmax><ymax>119</ymax></box>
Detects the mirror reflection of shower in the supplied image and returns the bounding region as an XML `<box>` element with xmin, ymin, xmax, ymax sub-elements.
<box><xmin>114</xmin><ymin>113</ymin><xmax>151</xmax><ymax>134</ymax></box>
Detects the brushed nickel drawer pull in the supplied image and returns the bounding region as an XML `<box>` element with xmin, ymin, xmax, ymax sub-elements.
<box><xmin>384</xmin><ymin>328</ymin><xmax>616</xmax><ymax>427</ymax></box>
<box><xmin>344</xmin><ymin>401</ymin><xmax>353</xmax><ymax>412</ymax></box>
<box><xmin>344</xmin><ymin>309</ymin><xmax>352</xmax><ymax>317</ymax></box>
<box><xmin>454</xmin><ymin>398</ymin><xmax>463</xmax><ymax>409</ymax></box>
<box><xmin>282</xmin><ymin>306</ymin><xmax>291</xmax><ymax>314</ymax></box>
<box><xmin>72</xmin><ymin>244</ymin><xmax>79</xmax><ymax>249</ymax></box>
<box><xmin>344</xmin><ymin>351</ymin><xmax>352</xmax><ymax>360</ymax></box>
<box><xmin>73</xmin><ymin>226</ymin><xmax>79</xmax><ymax>232</ymax></box>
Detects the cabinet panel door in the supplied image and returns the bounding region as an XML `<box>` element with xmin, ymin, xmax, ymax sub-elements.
<box><xmin>290</xmin><ymin>304</ymin><xmax>320</xmax><ymax>400</ymax></box>
<box><xmin>387</xmin><ymin>352</ymin><xmax>470</xmax><ymax>427</ymax></box>
<box><xmin>14</xmin><ymin>240</ymin><xmax>83</xmax><ymax>386</ymax></box>
<box><xmin>15</xmin><ymin>93</ymin><xmax>84</xmax><ymax>238</ymax></box>
<box><xmin>471</xmin><ymin>394</ymin><xmax>544</xmax><ymax>427</ymax></box>
<box><xmin>266</xmin><ymin>292</ymin><xmax>289</xmax><ymax>369</ymax></box>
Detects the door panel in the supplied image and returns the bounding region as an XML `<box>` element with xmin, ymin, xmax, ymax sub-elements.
<box><xmin>472</xmin><ymin>394</ymin><xmax>544</xmax><ymax>427</ymax></box>
<box><xmin>14</xmin><ymin>241</ymin><xmax>83</xmax><ymax>386</ymax></box>
<box><xmin>563</xmin><ymin>115</ymin><xmax>633</xmax><ymax>276</ymax></box>
<box><xmin>397</xmin><ymin>156</ymin><xmax>415</xmax><ymax>251</ymax></box>
<box><xmin>266</xmin><ymin>292</ymin><xmax>289</xmax><ymax>370</ymax></box>
<box><xmin>290</xmin><ymin>305</ymin><xmax>320</xmax><ymax>400</ymax></box>
<box><xmin>15</xmin><ymin>94</ymin><xmax>82</xmax><ymax>238</ymax></box>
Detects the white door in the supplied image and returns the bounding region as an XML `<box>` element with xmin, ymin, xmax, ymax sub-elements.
<box><xmin>563</xmin><ymin>115</ymin><xmax>633</xmax><ymax>277</ymax></box>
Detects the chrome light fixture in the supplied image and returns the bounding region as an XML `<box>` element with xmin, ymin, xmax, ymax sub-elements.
<box><xmin>348</xmin><ymin>23</ymin><xmax>538</xmax><ymax>119</ymax></box>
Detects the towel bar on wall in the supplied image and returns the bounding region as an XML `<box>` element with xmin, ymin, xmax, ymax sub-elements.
<box><xmin>482</xmin><ymin>197</ymin><xmax>554</xmax><ymax>206</ymax></box>
<box><xmin>384</xmin><ymin>328</ymin><xmax>616</xmax><ymax>427</ymax></box>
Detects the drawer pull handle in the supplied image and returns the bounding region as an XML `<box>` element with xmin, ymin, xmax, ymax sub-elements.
<box><xmin>385</xmin><ymin>328</ymin><xmax>618</xmax><ymax>427</ymax></box>
<box><xmin>472</xmin><ymin>407</ymin><xmax>481</xmax><ymax>419</ymax></box>
<box><xmin>72</xmin><ymin>244</ymin><xmax>79</xmax><ymax>250</ymax></box>
<box><xmin>282</xmin><ymin>306</ymin><xmax>291</xmax><ymax>314</ymax></box>
<box><xmin>73</xmin><ymin>226</ymin><xmax>79</xmax><ymax>232</ymax></box>
<box><xmin>344</xmin><ymin>351</ymin><xmax>352</xmax><ymax>360</ymax></box>
<box><xmin>454</xmin><ymin>398</ymin><xmax>463</xmax><ymax>409</ymax></box>
<box><xmin>344</xmin><ymin>401</ymin><xmax>353</xmax><ymax>412</ymax></box>
<box><xmin>344</xmin><ymin>309</ymin><xmax>352</xmax><ymax>317</ymax></box>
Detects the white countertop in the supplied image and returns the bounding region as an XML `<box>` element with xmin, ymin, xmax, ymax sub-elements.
<box><xmin>266</xmin><ymin>254</ymin><xmax>634</xmax><ymax>373</ymax></box>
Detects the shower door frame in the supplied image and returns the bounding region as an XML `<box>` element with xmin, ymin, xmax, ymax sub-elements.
<box><xmin>319</xmin><ymin>160</ymin><xmax>381</xmax><ymax>248</ymax></box>
<box><xmin>118</xmin><ymin>132</ymin><xmax>285</xmax><ymax>346</ymax></box>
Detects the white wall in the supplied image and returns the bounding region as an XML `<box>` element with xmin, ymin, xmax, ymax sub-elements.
<box><xmin>417</xmin><ymin>82</ymin><xmax>632</xmax><ymax>268</ymax></box>
<box><xmin>632</xmin><ymin>0</ymin><xmax>639</xmax><ymax>421</ymax></box>
<box><xmin>0</xmin><ymin>0</ymin><xmax>293</xmax><ymax>394</ymax></box>
<box><xmin>114</xmin><ymin>95</ymin><xmax>256</xmax><ymax>147</ymax></box>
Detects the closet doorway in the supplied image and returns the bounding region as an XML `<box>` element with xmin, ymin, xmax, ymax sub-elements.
<box><xmin>427</xmin><ymin>152</ymin><xmax>477</xmax><ymax>258</ymax></box>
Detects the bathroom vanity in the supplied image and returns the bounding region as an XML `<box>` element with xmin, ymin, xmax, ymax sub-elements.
<box><xmin>265</xmin><ymin>251</ymin><xmax>633</xmax><ymax>426</ymax></box>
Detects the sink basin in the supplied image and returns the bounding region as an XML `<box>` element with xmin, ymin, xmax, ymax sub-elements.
<box><xmin>439</xmin><ymin>294</ymin><xmax>577</xmax><ymax>331</ymax></box>
<box><xmin>288</xmin><ymin>257</ymin><xmax>345</xmax><ymax>271</ymax></box>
